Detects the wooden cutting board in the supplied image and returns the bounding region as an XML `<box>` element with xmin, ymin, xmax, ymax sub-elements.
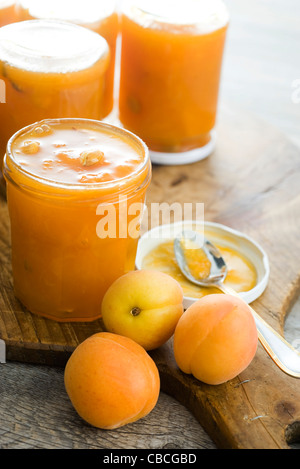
<box><xmin>0</xmin><ymin>104</ymin><xmax>300</xmax><ymax>449</ymax></box>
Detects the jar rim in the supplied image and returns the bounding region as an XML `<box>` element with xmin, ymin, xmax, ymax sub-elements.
<box><xmin>4</xmin><ymin>118</ymin><xmax>150</xmax><ymax>195</ymax></box>
<box><xmin>17</xmin><ymin>0</ymin><xmax>117</xmax><ymax>25</ymax></box>
<box><xmin>0</xmin><ymin>19</ymin><xmax>109</xmax><ymax>73</ymax></box>
<box><xmin>123</xmin><ymin>0</ymin><xmax>229</xmax><ymax>32</ymax></box>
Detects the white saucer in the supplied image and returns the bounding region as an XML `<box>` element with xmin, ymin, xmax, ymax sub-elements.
<box><xmin>136</xmin><ymin>220</ymin><xmax>270</xmax><ymax>309</ymax></box>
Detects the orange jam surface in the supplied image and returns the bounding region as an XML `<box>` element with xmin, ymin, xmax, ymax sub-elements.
<box><xmin>12</xmin><ymin>120</ymin><xmax>144</xmax><ymax>186</ymax></box>
<box><xmin>142</xmin><ymin>236</ymin><xmax>257</xmax><ymax>299</ymax></box>
<box><xmin>0</xmin><ymin>1</ymin><xmax>17</xmax><ymax>27</ymax></box>
<box><xmin>16</xmin><ymin>0</ymin><xmax>119</xmax><ymax>117</ymax></box>
<box><xmin>4</xmin><ymin>119</ymin><xmax>151</xmax><ymax>322</ymax></box>
<box><xmin>119</xmin><ymin>0</ymin><xmax>229</xmax><ymax>153</ymax></box>
<box><xmin>0</xmin><ymin>20</ymin><xmax>109</xmax><ymax>168</ymax></box>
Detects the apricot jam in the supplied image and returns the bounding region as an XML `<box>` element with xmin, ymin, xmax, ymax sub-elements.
<box><xmin>16</xmin><ymin>0</ymin><xmax>119</xmax><ymax>117</ymax></box>
<box><xmin>0</xmin><ymin>20</ymin><xmax>109</xmax><ymax>170</ymax></box>
<box><xmin>142</xmin><ymin>238</ymin><xmax>257</xmax><ymax>300</ymax></box>
<box><xmin>119</xmin><ymin>0</ymin><xmax>229</xmax><ymax>155</ymax></box>
<box><xmin>3</xmin><ymin>119</ymin><xmax>151</xmax><ymax>322</ymax></box>
<box><xmin>0</xmin><ymin>1</ymin><xmax>17</xmax><ymax>27</ymax></box>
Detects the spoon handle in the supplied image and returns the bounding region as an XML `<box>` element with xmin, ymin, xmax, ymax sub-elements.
<box><xmin>218</xmin><ymin>284</ymin><xmax>300</xmax><ymax>378</ymax></box>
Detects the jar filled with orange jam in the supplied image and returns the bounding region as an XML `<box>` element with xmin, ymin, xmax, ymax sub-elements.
<box><xmin>0</xmin><ymin>20</ymin><xmax>110</xmax><ymax>171</ymax></box>
<box><xmin>0</xmin><ymin>1</ymin><xmax>18</xmax><ymax>27</ymax></box>
<box><xmin>119</xmin><ymin>0</ymin><xmax>229</xmax><ymax>165</ymax></box>
<box><xmin>3</xmin><ymin>118</ymin><xmax>151</xmax><ymax>322</ymax></box>
<box><xmin>15</xmin><ymin>0</ymin><xmax>119</xmax><ymax>118</ymax></box>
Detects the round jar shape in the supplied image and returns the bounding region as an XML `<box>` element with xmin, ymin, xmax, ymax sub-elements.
<box><xmin>0</xmin><ymin>19</ymin><xmax>110</xmax><ymax>170</ymax></box>
<box><xmin>3</xmin><ymin>118</ymin><xmax>151</xmax><ymax>322</ymax></box>
<box><xmin>119</xmin><ymin>0</ymin><xmax>229</xmax><ymax>159</ymax></box>
<box><xmin>15</xmin><ymin>0</ymin><xmax>119</xmax><ymax>118</ymax></box>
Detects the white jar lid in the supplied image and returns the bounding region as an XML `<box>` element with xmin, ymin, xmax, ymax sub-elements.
<box><xmin>123</xmin><ymin>0</ymin><xmax>229</xmax><ymax>33</ymax></box>
<box><xmin>17</xmin><ymin>0</ymin><xmax>116</xmax><ymax>25</ymax></box>
<box><xmin>0</xmin><ymin>19</ymin><xmax>109</xmax><ymax>73</ymax></box>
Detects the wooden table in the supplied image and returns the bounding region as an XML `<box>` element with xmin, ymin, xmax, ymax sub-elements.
<box><xmin>1</xmin><ymin>103</ymin><xmax>300</xmax><ymax>449</ymax></box>
<box><xmin>1</xmin><ymin>0</ymin><xmax>300</xmax><ymax>450</ymax></box>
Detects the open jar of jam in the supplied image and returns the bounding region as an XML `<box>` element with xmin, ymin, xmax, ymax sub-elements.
<box><xmin>3</xmin><ymin>118</ymin><xmax>151</xmax><ymax>322</ymax></box>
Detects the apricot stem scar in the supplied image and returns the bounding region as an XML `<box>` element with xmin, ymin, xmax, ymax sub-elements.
<box><xmin>131</xmin><ymin>307</ymin><xmax>141</xmax><ymax>317</ymax></box>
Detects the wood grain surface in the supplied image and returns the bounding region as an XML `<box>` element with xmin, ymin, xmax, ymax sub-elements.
<box><xmin>0</xmin><ymin>361</ymin><xmax>216</xmax><ymax>450</ymax></box>
<box><xmin>0</xmin><ymin>103</ymin><xmax>300</xmax><ymax>449</ymax></box>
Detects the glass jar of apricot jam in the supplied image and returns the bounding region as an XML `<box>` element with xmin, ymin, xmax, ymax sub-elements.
<box><xmin>3</xmin><ymin>118</ymin><xmax>151</xmax><ymax>322</ymax></box>
<box><xmin>0</xmin><ymin>19</ymin><xmax>109</xmax><ymax>171</ymax></box>
<box><xmin>15</xmin><ymin>0</ymin><xmax>119</xmax><ymax>118</ymax></box>
<box><xmin>0</xmin><ymin>1</ymin><xmax>17</xmax><ymax>27</ymax></box>
<box><xmin>119</xmin><ymin>0</ymin><xmax>229</xmax><ymax>165</ymax></box>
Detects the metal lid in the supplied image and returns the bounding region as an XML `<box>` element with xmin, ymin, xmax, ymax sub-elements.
<box><xmin>123</xmin><ymin>0</ymin><xmax>229</xmax><ymax>33</ymax></box>
<box><xmin>17</xmin><ymin>0</ymin><xmax>116</xmax><ymax>25</ymax></box>
<box><xmin>0</xmin><ymin>19</ymin><xmax>109</xmax><ymax>73</ymax></box>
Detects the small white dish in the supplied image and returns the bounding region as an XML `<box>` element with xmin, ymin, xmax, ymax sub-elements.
<box><xmin>136</xmin><ymin>220</ymin><xmax>270</xmax><ymax>309</ymax></box>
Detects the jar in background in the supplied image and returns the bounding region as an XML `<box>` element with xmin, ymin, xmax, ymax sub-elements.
<box><xmin>0</xmin><ymin>19</ymin><xmax>109</xmax><ymax>170</ymax></box>
<box><xmin>119</xmin><ymin>0</ymin><xmax>229</xmax><ymax>165</ymax></box>
<box><xmin>3</xmin><ymin>118</ymin><xmax>151</xmax><ymax>322</ymax></box>
<box><xmin>15</xmin><ymin>0</ymin><xmax>119</xmax><ymax>118</ymax></box>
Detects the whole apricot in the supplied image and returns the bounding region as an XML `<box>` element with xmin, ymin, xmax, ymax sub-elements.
<box><xmin>173</xmin><ymin>294</ymin><xmax>258</xmax><ymax>385</ymax></box>
<box><xmin>64</xmin><ymin>332</ymin><xmax>160</xmax><ymax>429</ymax></box>
<box><xmin>101</xmin><ymin>270</ymin><xmax>184</xmax><ymax>350</ymax></box>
